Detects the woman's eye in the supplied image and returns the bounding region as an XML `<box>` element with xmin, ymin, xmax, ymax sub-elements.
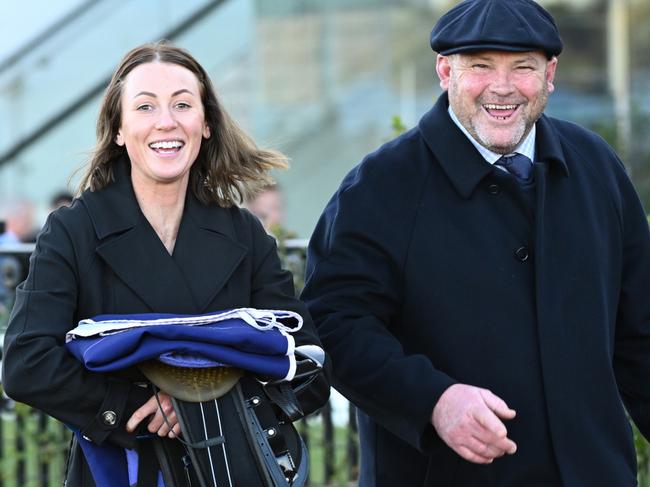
<box><xmin>175</xmin><ymin>102</ymin><xmax>191</xmax><ymax>110</ymax></box>
<box><xmin>136</xmin><ymin>104</ymin><xmax>153</xmax><ymax>112</ymax></box>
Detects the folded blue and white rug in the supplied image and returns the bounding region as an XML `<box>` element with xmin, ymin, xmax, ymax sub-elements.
<box><xmin>66</xmin><ymin>307</ymin><xmax>303</xmax><ymax>381</ymax></box>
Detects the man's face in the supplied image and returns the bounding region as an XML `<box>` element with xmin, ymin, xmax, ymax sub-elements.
<box><xmin>436</xmin><ymin>50</ymin><xmax>557</xmax><ymax>154</ymax></box>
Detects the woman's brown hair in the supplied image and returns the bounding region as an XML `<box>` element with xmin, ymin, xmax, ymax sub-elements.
<box><xmin>78</xmin><ymin>41</ymin><xmax>287</xmax><ymax>206</ymax></box>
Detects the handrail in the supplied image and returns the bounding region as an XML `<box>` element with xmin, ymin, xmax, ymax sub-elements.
<box><xmin>0</xmin><ymin>239</ymin><xmax>308</xmax><ymax>255</ymax></box>
<box><xmin>0</xmin><ymin>243</ymin><xmax>36</xmax><ymax>254</ymax></box>
<box><xmin>0</xmin><ymin>0</ymin><xmax>227</xmax><ymax>168</ymax></box>
<box><xmin>0</xmin><ymin>0</ymin><xmax>101</xmax><ymax>76</ymax></box>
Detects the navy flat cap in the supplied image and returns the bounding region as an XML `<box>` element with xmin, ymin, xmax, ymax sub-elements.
<box><xmin>430</xmin><ymin>0</ymin><xmax>563</xmax><ymax>58</ymax></box>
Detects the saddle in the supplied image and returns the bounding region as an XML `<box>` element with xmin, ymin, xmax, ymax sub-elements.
<box><xmin>139</xmin><ymin>345</ymin><xmax>324</xmax><ymax>487</ymax></box>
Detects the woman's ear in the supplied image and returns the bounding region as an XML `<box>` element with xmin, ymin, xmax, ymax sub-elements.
<box><xmin>115</xmin><ymin>132</ymin><xmax>125</xmax><ymax>146</ymax></box>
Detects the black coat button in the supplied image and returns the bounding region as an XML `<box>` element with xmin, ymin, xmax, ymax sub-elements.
<box><xmin>487</xmin><ymin>184</ymin><xmax>501</xmax><ymax>195</ymax></box>
<box><xmin>102</xmin><ymin>410</ymin><xmax>117</xmax><ymax>426</ymax></box>
<box><xmin>515</xmin><ymin>246</ymin><xmax>529</xmax><ymax>262</ymax></box>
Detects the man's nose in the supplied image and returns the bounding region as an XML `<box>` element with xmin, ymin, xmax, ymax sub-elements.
<box><xmin>488</xmin><ymin>69</ymin><xmax>516</xmax><ymax>96</ymax></box>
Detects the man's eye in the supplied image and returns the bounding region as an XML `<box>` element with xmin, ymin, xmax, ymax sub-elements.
<box><xmin>473</xmin><ymin>64</ymin><xmax>489</xmax><ymax>70</ymax></box>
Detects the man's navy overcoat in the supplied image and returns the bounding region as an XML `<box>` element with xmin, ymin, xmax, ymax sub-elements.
<box><xmin>303</xmin><ymin>93</ymin><xmax>650</xmax><ymax>486</ymax></box>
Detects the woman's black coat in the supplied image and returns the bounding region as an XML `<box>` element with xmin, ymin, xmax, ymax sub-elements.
<box><xmin>2</xmin><ymin>159</ymin><xmax>329</xmax><ymax>486</ymax></box>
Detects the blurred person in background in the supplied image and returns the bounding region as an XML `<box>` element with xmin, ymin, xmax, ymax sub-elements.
<box><xmin>0</xmin><ymin>198</ymin><xmax>37</xmax><ymax>244</ymax></box>
<box><xmin>49</xmin><ymin>190</ymin><xmax>74</xmax><ymax>212</ymax></box>
<box><xmin>302</xmin><ymin>0</ymin><xmax>650</xmax><ymax>486</ymax></box>
<box><xmin>2</xmin><ymin>41</ymin><xmax>329</xmax><ymax>486</ymax></box>
<box><xmin>0</xmin><ymin>199</ymin><xmax>36</xmax><ymax>307</ymax></box>
<box><xmin>244</xmin><ymin>183</ymin><xmax>285</xmax><ymax>235</ymax></box>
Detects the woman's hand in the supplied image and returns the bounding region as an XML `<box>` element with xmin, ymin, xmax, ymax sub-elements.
<box><xmin>126</xmin><ymin>391</ymin><xmax>181</xmax><ymax>439</ymax></box>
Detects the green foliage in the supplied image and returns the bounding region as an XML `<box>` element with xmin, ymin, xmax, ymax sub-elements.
<box><xmin>302</xmin><ymin>416</ymin><xmax>357</xmax><ymax>486</ymax></box>
<box><xmin>0</xmin><ymin>387</ymin><xmax>70</xmax><ymax>485</ymax></box>
<box><xmin>635</xmin><ymin>423</ymin><xmax>650</xmax><ymax>485</ymax></box>
<box><xmin>391</xmin><ymin>115</ymin><xmax>407</xmax><ymax>137</ymax></box>
<box><xmin>272</xmin><ymin>225</ymin><xmax>306</xmax><ymax>292</ymax></box>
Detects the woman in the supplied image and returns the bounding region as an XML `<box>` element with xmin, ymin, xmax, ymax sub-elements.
<box><xmin>2</xmin><ymin>42</ymin><xmax>329</xmax><ymax>486</ymax></box>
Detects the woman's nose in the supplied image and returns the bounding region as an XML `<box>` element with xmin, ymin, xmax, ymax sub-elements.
<box><xmin>155</xmin><ymin>108</ymin><xmax>178</xmax><ymax>130</ymax></box>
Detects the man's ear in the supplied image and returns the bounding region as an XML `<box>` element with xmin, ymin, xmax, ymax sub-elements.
<box><xmin>546</xmin><ymin>56</ymin><xmax>558</xmax><ymax>94</ymax></box>
<box><xmin>436</xmin><ymin>54</ymin><xmax>452</xmax><ymax>91</ymax></box>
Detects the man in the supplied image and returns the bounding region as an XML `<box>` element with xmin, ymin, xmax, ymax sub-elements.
<box><xmin>0</xmin><ymin>198</ymin><xmax>36</xmax><ymax>244</ymax></box>
<box><xmin>244</xmin><ymin>184</ymin><xmax>286</xmax><ymax>235</ymax></box>
<box><xmin>0</xmin><ymin>198</ymin><xmax>36</xmax><ymax>311</ymax></box>
<box><xmin>301</xmin><ymin>0</ymin><xmax>650</xmax><ymax>485</ymax></box>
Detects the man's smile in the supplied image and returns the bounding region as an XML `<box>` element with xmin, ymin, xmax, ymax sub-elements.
<box><xmin>482</xmin><ymin>104</ymin><xmax>521</xmax><ymax>121</ymax></box>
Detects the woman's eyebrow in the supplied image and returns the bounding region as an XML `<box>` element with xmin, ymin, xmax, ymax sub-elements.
<box><xmin>132</xmin><ymin>88</ymin><xmax>195</xmax><ymax>99</ymax></box>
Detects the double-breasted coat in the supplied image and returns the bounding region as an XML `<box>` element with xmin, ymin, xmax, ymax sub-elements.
<box><xmin>2</xmin><ymin>158</ymin><xmax>330</xmax><ymax>486</ymax></box>
<box><xmin>302</xmin><ymin>93</ymin><xmax>650</xmax><ymax>486</ymax></box>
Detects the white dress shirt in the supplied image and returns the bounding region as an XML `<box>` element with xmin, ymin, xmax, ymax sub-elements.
<box><xmin>447</xmin><ymin>106</ymin><xmax>536</xmax><ymax>166</ymax></box>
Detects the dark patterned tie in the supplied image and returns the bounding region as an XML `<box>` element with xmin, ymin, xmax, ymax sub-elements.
<box><xmin>495</xmin><ymin>153</ymin><xmax>533</xmax><ymax>184</ymax></box>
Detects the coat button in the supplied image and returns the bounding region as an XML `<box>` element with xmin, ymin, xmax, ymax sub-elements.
<box><xmin>515</xmin><ymin>246</ymin><xmax>529</xmax><ymax>262</ymax></box>
<box><xmin>102</xmin><ymin>410</ymin><xmax>117</xmax><ymax>426</ymax></box>
<box><xmin>487</xmin><ymin>184</ymin><xmax>501</xmax><ymax>195</ymax></box>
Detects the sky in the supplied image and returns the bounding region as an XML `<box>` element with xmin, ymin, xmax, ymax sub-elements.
<box><xmin>0</xmin><ymin>0</ymin><xmax>84</xmax><ymax>64</ymax></box>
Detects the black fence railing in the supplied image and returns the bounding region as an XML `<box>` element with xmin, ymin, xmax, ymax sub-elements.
<box><xmin>0</xmin><ymin>242</ymin><xmax>360</xmax><ymax>487</ymax></box>
<box><xmin>0</xmin><ymin>397</ymin><xmax>358</xmax><ymax>487</ymax></box>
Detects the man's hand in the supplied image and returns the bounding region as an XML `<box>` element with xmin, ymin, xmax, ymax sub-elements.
<box><xmin>126</xmin><ymin>392</ymin><xmax>181</xmax><ymax>439</ymax></box>
<box><xmin>432</xmin><ymin>384</ymin><xmax>517</xmax><ymax>464</ymax></box>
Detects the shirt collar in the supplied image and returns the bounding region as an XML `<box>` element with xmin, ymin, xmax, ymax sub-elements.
<box><xmin>447</xmin><ymin>106</ymin><xmax>536</xmax><ymax>163</ymax></box>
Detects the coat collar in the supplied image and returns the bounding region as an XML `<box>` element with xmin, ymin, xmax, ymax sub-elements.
<box><xmin>418</xmin><ymin>93</ymin><xmax>569</xmax><ymax>199</ymax></box>
<box><xmin>81</xmin><ymin>158</ymin><xmax>247</xmax><ymax>313</ymax></box>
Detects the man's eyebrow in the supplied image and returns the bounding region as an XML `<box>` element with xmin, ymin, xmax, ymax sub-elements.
<box><xmin>464</xmin><ymin>54</ymin><xmax>494</xmax><ymax>63</ymax></box>
<box><xmin>513</xmin><ymin>56</ymin><xmax>539</xmax><ymax>64</ymax></box>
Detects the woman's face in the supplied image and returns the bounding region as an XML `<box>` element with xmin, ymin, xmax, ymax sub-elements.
<box><xmin>116</xmin><ymin>62</ymin><xmax>210</xmax><ymax>190</ymax></box>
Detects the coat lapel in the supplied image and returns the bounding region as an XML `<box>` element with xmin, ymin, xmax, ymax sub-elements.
<box><xmin>418</xmin><ymin>93</ymin><xmax>495</xmax><ymax>199</ymax></box>
<box><xmin>95</xmin><ymin>217</ymin><xmax>197</xmax><ymax>313</ymax></box>
<box><xmin>82</xmin><ymin>158</ymin><xmax>247</xmax><ymax>314</ymax></box>
<box><xmin>172</xmin><ymin>193</ymin><xmax>247</xmax><ymax>312</ymax></box>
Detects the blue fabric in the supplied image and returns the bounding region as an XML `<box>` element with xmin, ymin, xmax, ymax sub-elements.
<box><xmin>71</xmin><ymin>431</ymin><xmax>165</xmax><ymax>487</ymax></box>
<box><xmin>66</xmin><ymin>321</ymin><xmax>292</xmax><ymax>379</ymax></box>
<box><xmin>72</xmin><ymin>430</ymin><xmax>130</xmax><ymax>487</ymax></box>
